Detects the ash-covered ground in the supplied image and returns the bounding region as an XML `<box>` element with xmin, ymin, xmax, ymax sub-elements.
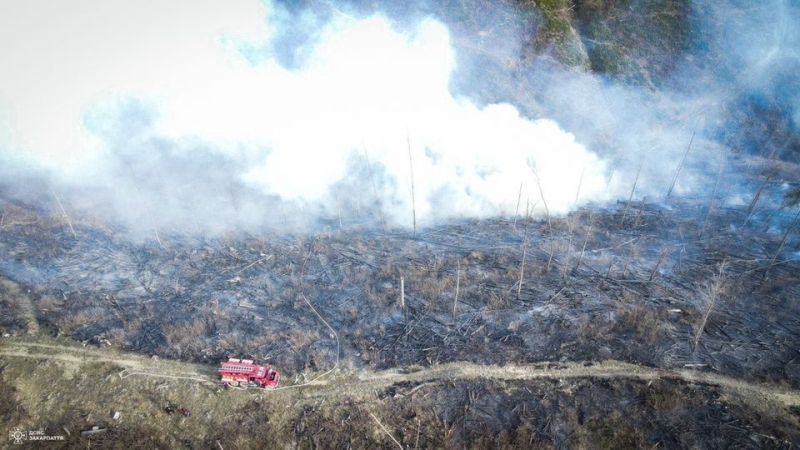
<box><xmin>2</xmin><ymin>155</ymin><xmax>800</xmax><ymax>448</ymax></box>
<box><xmin>2</xmin><ymin>1</ymin><xmax>800</xmax><ymax>447</ymax></box>
<box><xmin>1</xmin><ymin>155</ymin><xmax>798</xmax><ymax>387</ymax></box>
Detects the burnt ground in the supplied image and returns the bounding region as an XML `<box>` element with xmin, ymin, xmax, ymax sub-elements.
<box><xmin>1</xmin><ymin>338</ymin><xmax>799</xmax><ymax>449</ymax></box>
<box><xmin>203</xmin><ymin>377</ymin><xmax>798</xmax><ymax>449</ymax></box>
<box><xmin>1</xmin><ymin>155</ymin><xmax>800</xmax><ymax>447</ymax></box>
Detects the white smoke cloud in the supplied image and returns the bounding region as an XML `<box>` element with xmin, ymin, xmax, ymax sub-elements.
<box><xmin>13</xmin><ymin>0</ymin><xmax>793</xmax><ymax>238</ymax></box>
<box><xmin>0</xmin><ymin>0</ymin><xmax>615</xmax><ymax>236</ymax></box>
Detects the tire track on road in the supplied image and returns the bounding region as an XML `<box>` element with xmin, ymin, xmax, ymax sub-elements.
<box><xmin>2</xmin><ymin>338</ymin><xmax>798</xmax><ymax>410</ymax></box>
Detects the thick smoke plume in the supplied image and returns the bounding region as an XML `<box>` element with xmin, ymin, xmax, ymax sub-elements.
<box><xmin>0</xmin><ymin>0</ymin><xmax>797</xmax><ymax>238</ymax></box>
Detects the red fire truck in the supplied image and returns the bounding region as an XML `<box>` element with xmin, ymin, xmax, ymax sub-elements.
<box><xmin>218</xmin><ymin>358</ymin><xmax>280</xmax><ymax>388</ymax></box>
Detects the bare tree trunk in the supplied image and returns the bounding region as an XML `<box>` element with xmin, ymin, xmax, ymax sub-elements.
<box><xmin>764</xmin><ymin>208</ymin><xmax>800</xmax><ymax>280</ymax></box>
<box><xmin>649</xmin><ymin>246</ymin><xmax>668</xmax><ymax>282</ymax></box>
<box><xmin>702</xmin><ymin>159</ymin><xmax>724</xmax><ymax>234</ymax></box>
<box><xmin>574</xmin><ymin>167</ymin><xmax>585</xmax><ymax>205</ymax></box>
<box><xmin>693</xmin><ymin>262</ymin><xmax>727</xmax><ymax>352</ymax></box>
<box><xmin>453</xmin><ymin>260</ymin><xmax>460</xmax><ymax>323</ymax></box>
<box><xmin>407</xmin><ymin>134</ymin><xmax>417</xmax><ymax>238</ymax></box>
<box><xmin>527</xmin><ymin>160</ymin><xmax>550</xmax><ymax>230</ymax></box>
<box><xmin>517</xmin><ymin>226</ymin><xmax>529</xmax><ymax>299</ymax></box>
<box><xmin>513</xmin><ymin>182</ymin><xmax>523</xmax><ymax>229</ymax></box>
<box><xmin>335</xmin><ymin>195</ymin><xmax>343</xmax><ymax>231</ymax></box>
<box><xmin>743</xmin><ymin>171</ymin><xmax>774</xmax><ymax>231</ymax></box>
<box><xmin>363</xmin><ymin>145</ymin><xmax>386</xmax><ymax>232</ymax></box>
<box><xmin>667</xmin><ymin>128</ymin><xmax>696</xmax><ymax>200</ymax></box>
<box><xmin>576</xmin><ymin>213</ymin><xmax>595</xmax><ymax>269</ymax></box>
<box><xmin>52</xmin><ymin>189</ymin><xmax>76</xmax><ymax>237</ymax></box>
<box><xmin>621</xmin><ymin>162</ymin><xmax>642</xmax><ymax>226</ymax></box>
<box><xmin>400</xmin><ymin>276</ymin><xmax>405</xmax><ymax>320</ymax></box>
<box><xmin>562</xmin><ymin>218</ymin><xmax>574</xmax><ymax>281</ymax></box>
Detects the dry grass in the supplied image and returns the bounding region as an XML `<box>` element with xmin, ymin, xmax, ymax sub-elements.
<box><xmin>1</xmin><ymin>332</ymin><xmax>799</xmax><ymax>448</ymax></box>
<box><xmin>613</xmin><ymin>301</ymin><xmax>666</xmax><ymax>347</ymax></box>
<box><xmin>285</xmin><ymin>329</ymin><xmax>321</xmax><ymax>352</ymax></box>
<box><xmin>162</xmin><ymin>318</ymin><xmax>209</xmax><ymax>345</ymax></box>
<box><xmin>53</xmin><ymin>309</ymin><xmax>103</xmax><ymax>334</ymax></box>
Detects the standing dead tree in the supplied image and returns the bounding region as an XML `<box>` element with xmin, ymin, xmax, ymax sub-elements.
<box><xmin>667</xmin><ymin>128</ymin><xmax>696</xmax><ymax>200</ymax></box>
<box><xmin>692</xmin><ymin>261</ymin><xmax>727</xmax><ymax>352</ymax></box>
<box><xmin>407</xmin><ymin>134</ymin><xmax>417</xmax><ymax>238</ymax></box>
<box><xmin>742</xmin><ymin>168</ymin><xmax>776</xmax><ymax>231</ymax></box>
<box><xmin>363</xmin><ymin>145</ymin><xmax>387</xmax><ymax>232</ymax></box>
<box><xmin>546</xmin><ymin>239</ymin><xmax>556</xmax><ymax>273</ymax></box>
<box><xmin>453</xmin><ymin>260</ymin><xmax>460</xmax><ymax>323</ymax></box>
<box><xmin>51</xmin><ymin>189</ymin><xmax>76</xmax><ymax>237</ymax></box>
<box><xmin>574</xmin><ymin>167</ymin><xmax>585</xmax><ymax>205</ymax></box>
<box><xmin>576</xmin><ymin>212</ymin><xmax>595</xmax><ymax>269</ymax></box>
<box><xmin>400</xmin><ymin>276</ymin><xmax>406</xmax><ymax>321</ymax></box>
<box><xmin>517</xmin><ymin>225</ymin><xmax>529</xmax><ymax>299</ymax></box>
<box><xmin>562</xmin><ymin>216</ymin><xmax>576</xmax><ymax>281</ymax></box>
<box><xmin>764</xmin><ymin>207</ymin><xmax>800</xmax><ymax>281</ymax></box>
<box><xmin>649</xmin><ymin>246</ymin><xmax>669</xmax><ymax>282</ymax></box>
<box><xmin>620</xmin><ymin>236</ymin><xmax>644</xmax><ymax>279</ymax></box>
<box><xmin>702</xmin><ymin>159</ymin><xmax>725</xmax><ymax>234</ymax></box>
<box><xmin>527</xmin><ymin>159</ymin><xmax>551</xmax><ymax>231</ymax></box>
<box><xmin>621</xmin><ymin>163</ymin><xmax>642</xmax><ymax>226</ymax></box>
<box><xmin>513</xmin><ymin>182</ymin><xmax>523</xmax><ymax>229</ymax></box>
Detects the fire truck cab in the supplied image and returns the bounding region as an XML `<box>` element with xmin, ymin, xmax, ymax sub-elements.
<box><xmin>218</xmin><ymin>358</ymin><xmax>280</xmax><ymax>388</ymax></box>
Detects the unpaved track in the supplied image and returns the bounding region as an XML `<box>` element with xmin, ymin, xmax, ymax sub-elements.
<box><xmin>2</xmin><ymin>338</ymin><xmax>799</xmax><ymax>410</ymax></box>
<box><xmin>357</xmin><ymin>361</ymin><xmax>800</xmax><ymax>410</ymax></box>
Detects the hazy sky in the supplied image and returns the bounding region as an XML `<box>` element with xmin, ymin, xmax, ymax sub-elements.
<box><xmin>0</xmin><ymin>0</ymin><xmax>269</xmax><ymax>162</ymax></box>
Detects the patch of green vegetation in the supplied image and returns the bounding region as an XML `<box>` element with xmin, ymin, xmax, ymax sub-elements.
<box><xmin>520</xmin><ymin>0</ymin><xmax>591</xmax><ymax>69</ymax></box>
<box><xmin>583</xmin><ymin>22</ymin><xmax>641</xmax><ymax>78</ymax></box>
<box><xmin>536</xmin><ymin>0</ymin><xmax>573</xmax><ymax>34</ymax></box>
<box><xmin>410</xmin><ymin>0</ymin><xmax>692</xmax><ymax>89</ymax></box>
<box><xmin>571</xmin><ymin>0</ymin><xmax>692</xmax><ymax>86</ymax></box>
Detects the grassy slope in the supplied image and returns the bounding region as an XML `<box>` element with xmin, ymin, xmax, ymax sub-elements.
<box><xmin>1</xmin><ymin>333</ymin><xmax>799</xmax><ymax>448</ymax></box>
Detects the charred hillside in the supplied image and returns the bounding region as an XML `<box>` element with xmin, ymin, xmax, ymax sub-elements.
<box><xmin>1</xmin><ymin>154</ymin><xmax>800</xmax><ymax>447</ymax></box>
<box><xmin>2</xmin><ymin>0</ymin><xmax>800</xmax><ymax>447</ymax></box>
<box><xmin>1</xmin><ymin>155</ymin><xmax>798</xmax><ymax>388</ymax></box>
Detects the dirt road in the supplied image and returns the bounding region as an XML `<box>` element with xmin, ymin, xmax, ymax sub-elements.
<box><xmin>2</xmin><ymin>337</ymin><xmax>798</xmax><ymax>412</ymax></box>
